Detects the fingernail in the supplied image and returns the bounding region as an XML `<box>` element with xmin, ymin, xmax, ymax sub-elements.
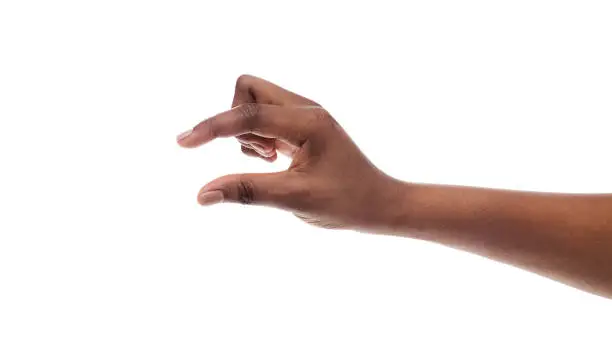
<box><xmin>176</xmin><ymin>129</ymin><xmax>193</xmax><ymax>141</ymax></box>
<box><xmin>198</xmin><ymin>190</ymin><xmax>224</xmax><ymax>206</ymax></box>
<box><xmin>251</xmin><ymin>144</ymin><xmax>271</xmax><ymax>155</ymax></box>
<box><xmin>254</xmin><ymin>147</ymin><xmax>275</xmax><ymax>157</ymax></box>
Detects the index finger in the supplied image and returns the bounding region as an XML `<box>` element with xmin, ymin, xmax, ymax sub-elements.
<box><xmin>177</xmin><ymin>104</ymin><xmax>319</xmax><ymax>148</ymax></box>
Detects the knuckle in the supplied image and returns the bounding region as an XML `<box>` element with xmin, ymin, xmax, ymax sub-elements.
<box><xmin>236</xmin><ymin>178</ymin><xmax>256</xmax><ymax>204</ymax></box>
<box><xmin>236</xmin><ymin>103</ymin><xmax>260</xmax><ymax>130</ymax></box>
<box><xmin>308</xmin><ymin>107</ymin><xmax>336</xmax><ymax>129</ymax></box>
<box><xmin>312</xmin><ymin>107</ymin><xmax>331</xmax><ymax>120</ymax></box>
<box><xmin>204</xmin><ymin>117</ymin><xmax>218</xmax><ymax>137</ymax></box>
<box><xmin>305</xmin><ymin>98</ymin><xmax>322</xmax><ymax>107</ymax></box>
<box><xmin>195</xmin><ymin>117</ymin><xmax>218</xmax><ymax>137</ymax></box>
<box><xmin>235</xmin><ymin>74</ymin><xmax>253</xmax><ymax>90</ymax></box>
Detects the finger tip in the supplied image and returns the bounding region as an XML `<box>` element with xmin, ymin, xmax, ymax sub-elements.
<box><xmin>264</xmin><ymin>154</ymin><xmax>278</xmax><ymax>162</ymax></box>
<box><xmin>177</xmin><ymin>137</ymin><xmax>201</xmax><ymax>149</ymax></box>
<box><xmin>197</xmin><ymin>190</ymin><xmax>224</xmax><ymax>206</ymax></box>
<box><xmin>176</xmin><ymin>129</ymin><xmax>193</xmax><ymax>141</ymax></box>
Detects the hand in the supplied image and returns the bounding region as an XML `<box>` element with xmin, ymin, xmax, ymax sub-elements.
<box><xmin>177</xmin><ymin>75</ymin><xmax>403</xmax><ymax>229</ymax></box>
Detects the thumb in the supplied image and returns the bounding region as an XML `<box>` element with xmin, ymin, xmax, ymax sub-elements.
<box><xmin>197</xmin><ymin>172</ymin><xmax>302</xmax><ymax>209</ymax></box>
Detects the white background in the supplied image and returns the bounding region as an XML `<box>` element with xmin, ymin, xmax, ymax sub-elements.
<box><xmin>1</xmin><ymin>1</ymin><xmax>611</xmax><ymax>343</ymax></box>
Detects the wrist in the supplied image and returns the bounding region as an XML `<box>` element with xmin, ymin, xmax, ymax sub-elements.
<box><xmin>362</xmin><ymin>177</ymin><xmax>421</xmax><ymax>236</ymax></box>
<box><xmin>364</xmin><ymin>179</ymin><xmax>453</xmax><ymax>241</ymax></box>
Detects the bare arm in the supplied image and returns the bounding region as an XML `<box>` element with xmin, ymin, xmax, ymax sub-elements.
<box><xmin>379</xmin><ymin>183</ymin><xmax>612</xmax><ymax>298</ymax></box>
<box><xmin>177</xmin><ymin>75</ymin><xmax>612</xmax><ymax>299</ymax></box>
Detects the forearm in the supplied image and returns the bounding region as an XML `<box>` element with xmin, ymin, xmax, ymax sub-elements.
<box><xmin>378</xmin><ymin>181</ymin><xmax>612</xmax><ymax>298</ymax></box>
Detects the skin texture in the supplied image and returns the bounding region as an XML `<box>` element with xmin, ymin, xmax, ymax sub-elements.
<box><xmin>177</xmin><ymin>75</ymin><xmax>612</xmax><ymax>299</ymax></box>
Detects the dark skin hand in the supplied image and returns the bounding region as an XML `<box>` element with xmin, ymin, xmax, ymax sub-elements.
<box><xmin>177</xmin><ymin>75</ymin><xmax>612</xmax><ymax>299</ymax></box>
